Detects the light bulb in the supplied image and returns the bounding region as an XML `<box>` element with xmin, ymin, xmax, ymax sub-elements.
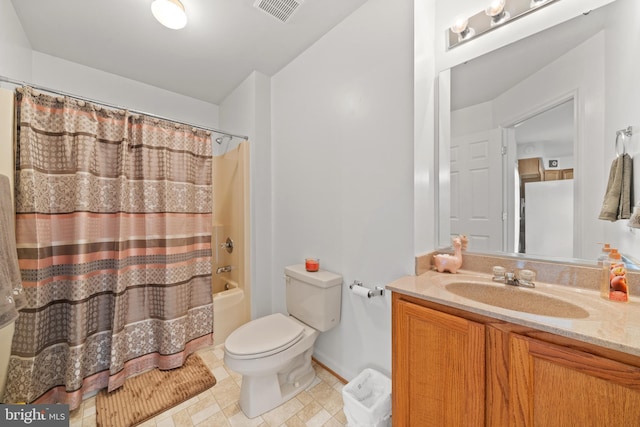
<box><xmin>450</xmin><ymin>17</ymin><xmax>469</xmax><ymax>35</ymax></box>
<box><xmin>450</xmin><ymin>17</ymin><xmax>476</xmax><ymax>41</ymax></box>
<box><xmin>151</xmin><ymin>0</ymin><xmax>187</xmax><ymax>30</ymax></box>
<box><xmin>485</xmin><ymin>0</ymin><xmax>506</xmax><ymax>17</ymax></box>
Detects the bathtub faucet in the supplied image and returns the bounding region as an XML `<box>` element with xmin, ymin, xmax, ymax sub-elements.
<box><xmin>216</xmin><ymin>265</ymin><xmax>232</xmax><ymax>274</ymax></box>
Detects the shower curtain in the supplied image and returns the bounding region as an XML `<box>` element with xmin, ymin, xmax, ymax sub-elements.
<box><xmin>3</xmin><ymin>87</ymin><xmax>214</xmax><ymax>409</ymax></box>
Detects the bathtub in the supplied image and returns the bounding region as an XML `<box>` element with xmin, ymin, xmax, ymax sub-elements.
<box><xmin>213</xmin><ymin>280</ymin><xmax>247</xmax><ymax>345</ymax></box>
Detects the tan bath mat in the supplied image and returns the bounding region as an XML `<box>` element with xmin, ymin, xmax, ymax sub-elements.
<box><xmin>96</xmin><ymin>354</ymin><xmax>216</xmax><ymax>427</ymax></box>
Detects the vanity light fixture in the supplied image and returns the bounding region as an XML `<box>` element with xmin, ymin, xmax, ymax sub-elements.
<box><xmin>151</xmin><ymin>0</ymin><xmax>187</xmax><ymax>30</ymax></box>
<box><xmin>447</xmin><ymin>0</ymin><xmax>561</xmax><ymax>49</ymax></box>
<box><xmin>485</xmin><ymin>0</ymin><xmax>510</xmax><ymax>26</ymax></box>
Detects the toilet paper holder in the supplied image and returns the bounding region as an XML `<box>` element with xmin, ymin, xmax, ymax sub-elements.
<box><xmin>349</xmin><ymin>280</ymin><xmax>385</xmax><ymax>298</ymax></box>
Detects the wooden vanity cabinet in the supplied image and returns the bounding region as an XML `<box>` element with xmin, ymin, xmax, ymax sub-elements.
<box><xmin>392</xmin><ymin>294</ymin><xmax>486</xmax><ymax>426</ymax></box>
<box><xmin>509</xmin><ymin>334</ymin><xmax>640</xmax><ymax>426</ymax></box>
<box><xmin>392</xmin><ymin>293</ymin><xmax>640</xmax><ymax>427</ymax></box>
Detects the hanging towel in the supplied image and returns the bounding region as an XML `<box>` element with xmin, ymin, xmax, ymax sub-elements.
<box><xmin>0</xmin><ymin>174</ymin><xmax>26</xmax><ymax>328</ymax></box>
<box><xmin>599</xmin><ymin>153</ymin><xmax>633</xmax><ymax>221</ymax></box>
<box><xmin>619</xmin><ymin>153</ymin><xmax>633</xmax><ymax>219</ymax></box>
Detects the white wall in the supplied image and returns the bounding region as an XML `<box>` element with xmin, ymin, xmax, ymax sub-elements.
<box><xmin>603</xmin><ymin>0</ymin><xmax>640</xmax><ymax>261</ymax></box>
<box><xmin>272</xmin><ymin>0</ymin><xmax>414</xmax><ymax>380</ymax></box>
<box><xmin>219</xmin><ymin>71</ymin><xmax>273</xmax><ymax>319</ymax></box>
<box><xmin>0</xmin><ymin>0</ymin><xmax>31</xmax><ymax>80</ymax></box>
<box><xmin>414</xmin><ymin>0</ymin><xmax>438</xmax><ymax>256</ymax></box>
<box><xmin>30</xmin><ymin>52</ymin><xmax>219</xmax><ymax>129</ymax></box>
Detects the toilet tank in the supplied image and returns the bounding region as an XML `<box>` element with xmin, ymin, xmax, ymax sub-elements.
<box><xmin>284</xmin><ymin>264</ymin><xmax>342</xmax><ymax>332</ymax></box>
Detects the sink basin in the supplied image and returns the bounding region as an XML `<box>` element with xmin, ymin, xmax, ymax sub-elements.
<box><xmin>445</xmin><ymin>281</ymin><xmax>590</xmax><ymax>319</ymax></box>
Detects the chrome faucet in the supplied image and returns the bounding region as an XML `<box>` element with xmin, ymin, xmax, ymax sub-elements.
<box><xmin>492</xmin><ymin>266</ymin><xmax>535</xmax><ymax>288</ymax></box>
<box><xmin>216</xmin><ymin>265</ymin><xmax>232</xmax><ymax>274</ymax></box>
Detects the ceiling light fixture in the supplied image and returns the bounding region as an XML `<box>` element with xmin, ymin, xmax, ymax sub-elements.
<box><xmin>151</xmin><ymin>0</ymin><xmax>187</xmax><ymax>30</ymax></box>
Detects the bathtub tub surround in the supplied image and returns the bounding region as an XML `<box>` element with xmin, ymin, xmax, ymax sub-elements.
<box><xmin>224</xmin><ymin>264</ymin><xmax>342</xmax><ymax>418</ymax></box>
<box><xmin>211</xmin><ymin>142</ymin><xmax>251</xmax><ymax>346</ymax></box>
<box><xmin>4</xmin><ymin>87</ymin><xmax>214</xmax><ymax>409</ymax></box>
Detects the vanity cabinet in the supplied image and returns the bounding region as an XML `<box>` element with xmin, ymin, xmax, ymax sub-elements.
<box><xmin>509</xmin><ymin>334</ymin><xmax>640</xmax><ymax>426</ymax></box>
<box><xmin>392</xmin><ymin>293</ymin><xmax>640</xmax><ymax>426</ymax></box>
<box><xmin>392</xmin><ymin>295</ymin><xmax>485</xmax><ymax>426</ymax></box>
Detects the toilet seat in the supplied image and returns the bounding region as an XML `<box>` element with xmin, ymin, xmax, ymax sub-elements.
<box><xmin>225</xmin><ymin>313</ymin><xmax>305</xmax><ymax>360</ymax></box>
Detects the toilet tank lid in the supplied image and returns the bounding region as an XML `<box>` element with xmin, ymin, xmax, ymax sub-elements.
<box><xmin>284</xmin><ymin>264</ymin><xmax>342</xmax><ymax>288</ymax></box>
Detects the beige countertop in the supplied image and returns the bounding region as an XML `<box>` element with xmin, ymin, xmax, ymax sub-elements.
<box><xmin>387</xmin><ymin>269</ymin><xmax>640</xmax><ymax>357</ymax></box>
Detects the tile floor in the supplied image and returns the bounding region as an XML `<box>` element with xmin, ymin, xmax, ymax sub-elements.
<box><xmin>69</xmin><ymin>344</ymin><xmax>348</xmax><ymax>427</ymax></box>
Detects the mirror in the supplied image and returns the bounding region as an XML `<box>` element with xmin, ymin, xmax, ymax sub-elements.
<box><xmin>438</xmin><ymin>0</ymin><xmax>640</xmax><ymax>267</ymax></box>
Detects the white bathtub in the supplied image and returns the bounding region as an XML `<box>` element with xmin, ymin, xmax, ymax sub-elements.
<box><xmin>213</xmin><ymin>280</ymin><xmax>246</xmax><ymax>345</ymax></box>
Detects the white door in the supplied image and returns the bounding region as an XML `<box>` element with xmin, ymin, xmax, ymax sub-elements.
<box><xmin>450</xmin><ymin>129</ymin><xmax>503</xmax><ymax>252</ymax></box>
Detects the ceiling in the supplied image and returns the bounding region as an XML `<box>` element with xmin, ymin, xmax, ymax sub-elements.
<box><xmin>515</xmin><ymin>99</ymin><xmax>574</xmax><ymax>156</ymax></box>
<box><xmin>10</xmin><ymin>0</ymin><xmax>368</xmax><ymax>105</ymax></box>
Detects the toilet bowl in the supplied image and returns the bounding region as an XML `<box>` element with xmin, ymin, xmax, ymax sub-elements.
<box><xmin>224</xmin><ymin>313</ymin><xmax>319</xmax><ymax>418</ymax></box>
<box><xmin>224</xmin><ymin>264</ymin><xmax>342</xmax><ymax>419</ymax></box>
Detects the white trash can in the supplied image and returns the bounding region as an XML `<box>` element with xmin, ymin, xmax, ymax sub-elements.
<box><xmin>342</xmin><ymin>368</ymin><xmax>392</xmax><ymax>427</ymax></box>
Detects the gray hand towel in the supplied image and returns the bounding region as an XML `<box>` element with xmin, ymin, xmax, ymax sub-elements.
<box><xmin>599</xmin><ymin>156</ymin><xmax>623</xmax><ymax>221</ymax></box>
<box><xmin>0</xmin><ymin>174</ymin><xmax>25</xmax><ymax>328</ymax></box>
<box><xmin>599</xmin><ymin>154</ymin><xmax>633</xmax><ymax>221</ymax></box>
<box><xmin>619</xmin><ymin>153</ymin><xmax>633</xmax><ymax>219</ymax></box>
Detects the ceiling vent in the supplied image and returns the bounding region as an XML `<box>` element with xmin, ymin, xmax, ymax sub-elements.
<box><xmin>253</xmin><ymin>0</ymin><xmax>304</xmax><ymax>23</ymax></box>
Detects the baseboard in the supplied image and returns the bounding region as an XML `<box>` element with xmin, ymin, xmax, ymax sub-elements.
<box><xmin>312</xmin><ymin>357</ymin><xmax>348</xmax><ymax>384</ymax></box>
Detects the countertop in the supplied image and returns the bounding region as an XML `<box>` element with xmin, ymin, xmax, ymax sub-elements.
<box><xmin>386</xmin><ymin>269</ymin><xmax>640</xmax><ymax>357</ymax></box>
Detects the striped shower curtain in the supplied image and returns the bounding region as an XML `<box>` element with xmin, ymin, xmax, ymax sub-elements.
<box><xmin>3</xmin><ymin>87</ymin><xmax>214</xmax><ymax>409</ymax></box>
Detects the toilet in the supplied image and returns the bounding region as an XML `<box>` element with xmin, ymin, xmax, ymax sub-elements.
<box><xmin>224</xmin><ymin>264</ymin><xmax>342</xmax><ymax>418</ymax></box>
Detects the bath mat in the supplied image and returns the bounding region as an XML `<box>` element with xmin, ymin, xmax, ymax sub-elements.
<box><xmin>95</xmin><ymin>354</ymin><xmax>216</xmax><ymax>427</ymax></box>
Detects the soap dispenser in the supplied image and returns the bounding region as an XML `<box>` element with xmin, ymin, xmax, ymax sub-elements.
<box><xmin>607</xmin><ymin>250</ymin><xmax>628</xmax><ymax>302</ymax></box>
<box><xmin>600</xmin><ymin>248</ymin><xmax>617</xmax><ymax>299</ymax></box>
<box><xmin>597</xmin><ymin>243</ymin><xmax>612</xmax><ymax>265</ymax></box>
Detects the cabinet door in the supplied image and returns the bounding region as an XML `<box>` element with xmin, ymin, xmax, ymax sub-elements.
<box><xmin>510</xmin><ymin>334</ymin><xmax>640</xmax><ymax>426</ymax></box>
<box><xmin>393</xmin><ymin>298</ymin><xmax>485</xmax><ymax>426</ymax></box>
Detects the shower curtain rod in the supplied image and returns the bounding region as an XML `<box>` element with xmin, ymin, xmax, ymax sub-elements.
<box><xmin>0</xmin><ymin>75</ymin><xmax>249</xmax><ymax>141</ymax></box>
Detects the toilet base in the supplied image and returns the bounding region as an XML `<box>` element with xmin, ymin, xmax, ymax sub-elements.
<box><xmin>238</xmin><ymin>347</ymin><xmax>316</xmax><ymax>418</ymax></box>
